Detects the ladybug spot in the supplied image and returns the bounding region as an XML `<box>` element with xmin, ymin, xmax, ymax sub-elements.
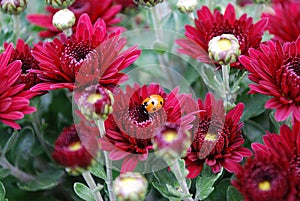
<box><xmin>160</xmin><ymin>101</ymin><xmax>163</xmax><ymax>105</ymax></box>
<box><xmin>151</xmin><ymin>101</ymin><xmax>155</xmax><ymax>105</ymax></box>
<box><xmin>152</xmin><ymin>108</ymin><xmax>156</xmax><ymax>111</ymax></box>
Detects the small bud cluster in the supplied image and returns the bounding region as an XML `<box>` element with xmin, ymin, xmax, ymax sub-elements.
<box><xmin>134</xmin><ymin>0</ymin><xmax>164</xmax><ymax>7</ymax></box>
<box><xmin>45</xmin><ymin>0</ymin><xmax>75</xmax><ymax>8</ymax></box>
<box><xmin>0</xmin><ymin>0</ymin><xmax>27</xmax><ymax>15</ymax></box>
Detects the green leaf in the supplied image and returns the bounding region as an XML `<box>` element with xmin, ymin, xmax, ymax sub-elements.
<box><xmin>17</xmin><ymin>168</ymin><xmax>64</xmax><ymax>191</ymax></box>
<box><xmin>226</xmin><ymin>186</ymin><xmax>244</xmax><ymax>201</ymax></box>
<box><xmin>73</xmin><ymin>182</ymin><xmax>96</xmax><ymax>201</ymax></box>
<box><xmin>243</xmin><ymin>120</ymin><xmax>265</xmax><ymax>144</ymax></box>
<box><xmin>89</xmin><ymin>161</ymin><xmax>106</xmax><ymax>180</ymax></box>
<box><xmin>151</xmin><ymin>182</ymin><xmax>181</xmax><ymax>201</ymax></box>
<box><xmin>204</xmin><ymin>178</ymin><xmax>231</xmax><ymax>201</ymax></box>
<box><xmin>2</xmin><ymin>130</ymin><xmax>19</xmax><ymax>154</ymax></box>
<box><xmin>0</xmin><ymin>168</ymin><xmax>10</xmax><ymax>180</ymax></box>
<box><xmin>195</xmin><ymin>165</ymin><xmax>223</xmax><ymax>201</ymax></box>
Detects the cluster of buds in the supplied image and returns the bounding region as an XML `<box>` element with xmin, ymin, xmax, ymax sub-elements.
<box><xmin>134</xmin><ymin>0</ymin><xmax>164</xmax><ymax>7</ymax></box>
<box><xmin>252</xmin><ymin>0</ymin><xmax>271</xmax><ymax>3</ymax></box>
<box><xmin>153</xmin><ymin>122</ymin><xmax>191</xmax><ymax>162</ymax></box>
<box><xmin>52</xmin><ymin>8</ymin><xmax>75</xmax><ymax>31</ymax></box>
<box><xmin>45</xmin><ymin>0</ymin><xmax>75</xmax><ymax>8</ymax></box>
<box><xmin>176</xmin><ymin>0</ymin><xmax>197</xmax><ymax>14</ymax></box>
<box><xmin>208</xmin><ymin>34</ymin><xmax>241</xmax><ymax>65</ymax></box>
<box><xmin>113</xmin><ymin>172</ymin><xmax>148</xmax><ymax>201</ymax></box>
<box><xmin>0</xmin><ymin>0</ymin><xmax>27</xmax><ymax>15</ymax></box>
<box><xmin>78</xmin><ymin>84</ymin><xmax>114</xmax><ymax>121</ymax></box>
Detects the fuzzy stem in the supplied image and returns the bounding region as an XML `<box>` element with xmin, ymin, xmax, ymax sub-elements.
<box><xmin>169</xmin><ymin>161</ymin><xmax>194</xmax><ymax>201</ymax></box>
<box><xmin>222</xmin><ymin>64</ymin><xmax>231</xmax><ymax>111</ymax></box>
<box><xmin>150</xmin><ymin>6</ymin><xmax>176</xmax><ymax>87</ymax></box>
<box><xmin>13</xmin><ymin>15</ymin><xmax>20</xmax><ymax>41</ymax></box>
<box><xmin>0</xmin><ymin>155</ymin><xmax>35</xmax><ymax>182</ymax></box>
<box><xmin>82</xmin><ymin>171</ymin><xmax>104</xmax><ymax>201</ymax></box>
<box><xmin>96</xmin><ymin>119</ymin><xmax>115</xmax><ymax>201</ymax></box>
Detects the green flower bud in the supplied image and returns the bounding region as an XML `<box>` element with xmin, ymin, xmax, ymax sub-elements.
<box><xmin>252</xmin><ymin>0</ymin><xmax>271</xmax><ymax>4</ymax></box>
<box><xmin>113</xmin><ymin>172</ymin><xmax>148</xmax><ymax>201</ymax></box>
<box><xmin>0</xmin><ymin>0</ymin><xmax>27</xmax><ymax>15</ymax></box>
<box><xmin>135</xmin><ymin>0</ymin><xmax>164</xmax><ymax>7</ymax></box>
<box><xmin>52</xmin><ymin>8</ymin><xmax>75</xmax><ymax>31</ymax></box>
<box><xmin>78</xmin><ymin>84</ymin><xmax>114</xmax><ymax>121</ymax></box>
<box><xmin>177</xmin><ymin>0</ymin><xmax>197</xmax><ymax>14</ymax></box>
<box><xmin>45</xmin><ymin>0</ymin><xmax>75</xmax><ymax>9</ymax></box>
<box><xmin>208</xmin><ymin>34</ymin><xmax>241</xmax><ymax>65</ymax></box>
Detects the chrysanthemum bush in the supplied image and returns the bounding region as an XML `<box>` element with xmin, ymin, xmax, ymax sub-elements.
<box><xmin>0</xmin><ymin>0</ymin><xmax>299</xmax><ymax>200</ymax></box>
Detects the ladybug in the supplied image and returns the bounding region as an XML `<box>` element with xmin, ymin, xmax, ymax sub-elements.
<box><xmin>142</xmin><ymin>94</ymin><xmax>164</xmax><ymax>113</ymax></box>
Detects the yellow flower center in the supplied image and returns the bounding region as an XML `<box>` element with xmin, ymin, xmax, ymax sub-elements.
<box><xmin>120</xmin><ymin>177</ymin><xmax>140</xmax><ymax>189</ymax></box>
<box><xmin>163</xmin><ymin>130</ymin><xmax>178</xmax><ymax>143</ymax></box>
<box><xmin>205</xmin><ymin>133</ymin><xmax>217</xmax><ymax>141</ymax></box>
<box><xmin>258</xmin><ymin>180</ymin><xmax>271</xmax><ymax>191</ymax></box>
<box><xmin>217</xmin><ymin>39</ymin><xmax>232</xmax><ymax>51</ymax></box>
<box><xmin>68</xmin><ymin>141</ymin><xmax>82</xmax><ymax>151</ymax></box>
<box><xmin>87</xmin><ymin>94</ymin><xmax>102</xmax><ymax>104</ymax></box>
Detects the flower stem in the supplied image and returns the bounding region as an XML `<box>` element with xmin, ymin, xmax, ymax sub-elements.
<box><xmin>169</xmin><ymin>161</ymin><xmax>194</xmax><ymax>201</ymax></box>
<box><xmin>96</xmin><ymin>119</ymin><xmax>115</xmax><ymax>201</ymax></box>
<box><xmin>0</xmin><ymin>154</ymin><xmax>34</xmax><ymax>182</ymax></box>
<box><xmin>13</xmin><ymin>15</ymin><xmax>20</xmax><ymax>41</ymax></box>
<box><xmin>222</xmin><ymin>64</ymin><xmax>231</xmax><ymax>111</ymax></box>
<box><xmin>82</xmin><ymin>171</ymin><xmax>104</xmax><ymax>201</ymax></box>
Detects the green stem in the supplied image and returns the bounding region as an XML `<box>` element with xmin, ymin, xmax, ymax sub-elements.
<box><xmin>222</xmin><ymin>64</ymin><xmax>231</xmax><ymax>111</ymax></box>
<box><xmin>169</xmin><ymin>161</ymin><xmax>194</xmax><ymax>201</ymax></box>
<box><xmin>13</xmin><ymin>15</ymin><xmax>20</xmax><ymax>41</ymax></box>
<box><xmin>82</xmin><ymin>171</ymin><xmax>104</xmax><ymax>201</ymax></box>
<box><xmin>0</xmin><ymin>155</ymin><xmax>34</xmax><ymax>182</ymax></box>
<box><xmin>150</xmin><ymin>6</ymin><xmax>176</xmax><ymax>87</ymax></box>
<box><xmin>96</xmin><ymin>119</ymin><xmax>115</xmax><ymax>201</ymax></box>
<box><xmin>63</xmin><ymin>27</ymin><xmax>72</xmax><ymax>37</ymax></box>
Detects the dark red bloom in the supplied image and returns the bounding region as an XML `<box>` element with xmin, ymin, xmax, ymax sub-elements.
<box><xmin>258</xmin><ymin>123</ymin><xmax>300</xmax><ymax>198</ymax></box>
<box><xmin>232</xmin><ymin>143</ymin><xmax>297</xmax><ymax>201</ymax></box>
<box><xmin>240</xmin><ymin>37</ymin><xmax>300</xmax><ymax>121</ymax></box>
<box><xmin>113</xmin><ymin>0</ymin><xmax>137</xmax><ymax>10</ymax></box>
<box><xmin>31</xmin><ymin>14</ymin><xmax>141</xmax><ymax>92</ymax></box>
<box><xmin>176</xmin><ymin>4</ymin><xmax>267</xmax><ymax>69</ymax></box>
<box><xmin>27</xmin><ymin>0</ymin><xmax>124</xmax><ymax>38</ymax></box>
<box><xmin>52</xmin><ymin>122</ymin><xmax>99</xmax><ymax>171</ymax></box>
<box><xmin>99</xmin><ymin>83</ymin><xmax>192</xmax><ymax>172</ymax></box>
<box><xmin>262</xmin><ymin>1</ymin><xmax>300</xmax><ymax>42</ymax></box>
<box><xmin>4</xmin><ymin>39</ymin><xmax>41</xmax><ymax>90</ymax></box>
<box><xmin>0</xmin><ymin>44</ymin><xmax>36</xmax><ymax>130</ymax></box>
<box><xmin>185</xmin><ymin>93</ymin><xmax>251</xmax><ymax>178</ymax></box>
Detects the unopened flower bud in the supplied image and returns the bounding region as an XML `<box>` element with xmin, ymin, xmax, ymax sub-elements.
<box><xmin>45</xmin><ymin>0</ymin><xmax>75</xmax><ymax>8</ymax></box>
<box><xmin>0</xmin><ymin>0</ymin><xmax>27</xmax><ymax>15</ymax></box>
<box><xmin>135</xmin><ymin>0</ymin><xmax>164</xmax><ymax>7</ymax></box>
<box><xmin>52</xmin><ymin>8</ymin><xmax>75</xmax><ymax>31</ymax></box>
<box><xmin>208</xmin><ymin>34</ymin><xmax>241</xmax><ymax>65</ymax></box>
<box><xmin>177</xmin><ymin>0</ymin><xmax>197</xmax><ymax>13</ymax></box>
<box><xmin>78</xmin><ymin>84</ymin><xmax>114</xmax><ymax>121</ymax></box>
<box><xmin>113</xmin><ymin>172</ymin><xmax>148</xmax><ymax>201</ymax></box>
<box><xmin>153</xmin><ymin>122</ymin><xmax>191</xmax><ymax>161</ymax></box>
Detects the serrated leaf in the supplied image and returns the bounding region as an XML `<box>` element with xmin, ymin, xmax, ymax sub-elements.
<box><xmin>204</xmin><ymin>178</ymin><xmax>231</xmax><ymax>201</ymax></box>
<box><xmin>243</xmin><ymin>120</ymin><xmax>265</xmax><ymax>144</ymax></box>
<box><xmin>0</xmin><ymin>169</ymin><xmax>10</xmax><ymax>179</ymax></box>
<box><xmin>195</xmin><ymin>165</ymin><xmax>223</xmax><ymax>201</ymax></box>
<box><xmin>2</xmin><ymin>130</ymin><xmax>19</xmax><ymax>154</ymax></box>
<box><xmin>152</xmin><ymin>182</ymin><xmax>181</xmax><ymax>201</ymax></box>
<box><xmin>166</xmin><ymin>184</ymin><xmax>191</xmax><ymax>199</ymax></box>
<box><xmin>226</xmin><ymin>186</ymin><xmax>243</xmax><ymax>201</ymax></box>
<box><xmin>74</xmin><ymin>182</ymin><xmax>96</xmax><ymax>201</ymax></box>
<box><xmin>89</xmin><ymin>161</ymin><xmax>106</xmax><ymax>180</ymax></box>
<box><xmin>17</xmin><ymin>168</ymin><xmax>64</xmax><ymax>191</ymax></box>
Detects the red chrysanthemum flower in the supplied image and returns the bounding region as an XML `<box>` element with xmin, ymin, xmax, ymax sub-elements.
<box><xmin>176</xmin><ymin>4</ymin><xmax>268</xmax><ymax>69</ymax></box>
<box><xmin>0</xmin><ymin>44</ymin><xmax>36</xmax><ymax>130</ymax></box>
<box><xmin>4</xmin><ymin>39</ymin><xmax>41</xmax><ymax>91</ymax></box>
<box><xmin>52</xmin><ymin>122</ymin><xmax>99</xmax><ymax>172</ymax></box>
<box><xmin>239</xmin><ymin>37</ymin><xmax>300</xmax><ymax>122</ymax></box>
<box><xmin>185</xmin><ymin>93</ymin><xmax>252</xmax><ymax>178</ymax></box>
<box><xmin>232</xmin><ymin>143</ymin><xmax>298</xmax><ymax>201</ymax></box>
<box><xmin>27</xmin><ymin>0</ymin><xmax>124</xmax><ymax>38</ymax></box>
<box><xmin>30</xmin><ymin>14</ymin><xmax>141</xmax><ymax>92</ymax></box>
<box><xmin>258</xmin><ymin>123</ymin><xmax>300</xmax><ymax>198</ymax></box>
<box><xmin>262</xmin><ymin>1</ymin><xmax>300</xmax><ymax>43</ymax></box>
<box><xmin>99</xmin><ymin>83</ymin><xmax>192</xmax><ymax>172</ymax></box>
<box><xmin>114</xmin><ymin>0</ymin><xmax>137</xmax><ymax>10</ymax></box>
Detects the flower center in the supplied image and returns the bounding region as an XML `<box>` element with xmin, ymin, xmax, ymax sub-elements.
<box><xmin>129</xmin><ymin>105</ymin><xmax>150</xmax><ymax>126</ymax></box>
<box><xmin>162</xmin><ymin>130</ymin><xmax>178</xmax><ymax>143</ymax></box>
<box><xmin>204</xmin><ymin>133</ymin><xmax>218</xmax><ymax>141</ymax></box>
<box><xmin>258</xmin><ymin>180</ymin><xmax>271</xmax><ymax>191</ymax></box>
<box><xmin>68</xmin><ymin>141</ymin><xmax>82</xmax><ymax>151</ymax></box>
<box><xmin>217</xmin><ymin>39</ymin><xmax>232</xmax><ymax>51</ymax></box>
<box><xmin>66</xmin><ymin>42</ymin><xmax>92</xmax><ymax>62</ymax></box>
<box><xmin>87</xmin><ymin>94</ymin><xmax>102</xmax><ymax>104</ymax></box>
<box><xmin>287</xmin><ymin>60</ymin><xmax>300</xmax><ymax>77</ymax></box>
